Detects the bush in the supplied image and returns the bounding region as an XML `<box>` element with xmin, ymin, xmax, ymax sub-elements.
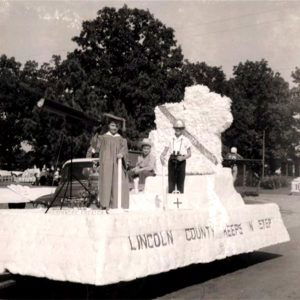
<box><xmin>260</xmin><ymin>176</ymin><xmax>289</xmax><ymax>189</ymax></box>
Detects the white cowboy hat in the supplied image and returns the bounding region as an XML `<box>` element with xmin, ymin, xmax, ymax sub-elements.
<box><xmin>141</xmin><ymin>138</ymin><xmax>152</xmax><ymax>147</ymax></box>
<box><xmin>173</xmin><ymin>119</ymin><xmax>185</xmax><ymax>129</ymax></box>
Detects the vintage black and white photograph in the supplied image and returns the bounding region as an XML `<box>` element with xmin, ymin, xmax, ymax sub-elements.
<box><xmin>0</xmin><ymin>0</ymin><xmax>300</xmax><ymax>299</ymax></box>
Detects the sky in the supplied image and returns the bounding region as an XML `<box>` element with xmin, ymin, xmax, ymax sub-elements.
<box><xmin>1</xmin><ymin>0</ymin><xmax>300</xmax><ymax>85</ymax></box>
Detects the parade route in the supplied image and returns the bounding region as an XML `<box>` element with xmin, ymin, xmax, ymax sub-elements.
<box><xmin>160</xmin><ymin>192</ymin><xmax>300</xmax><ymax>299</ymax></box>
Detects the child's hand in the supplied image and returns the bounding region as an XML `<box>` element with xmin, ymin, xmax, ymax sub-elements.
<box><xmin>117</xmin><ymin>153</ymin><xmax>123</xmax><ymax>159</ymax></box>
<box><xmin>177</xmin><ymin>155</ymin><xmax>185</xmax><ymax>161</ymax></box>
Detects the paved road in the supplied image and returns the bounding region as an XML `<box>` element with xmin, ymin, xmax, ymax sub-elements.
<box><xmin>1</xmin><ymin>193</ymin><xmax>299</xmax><ymax>299</ymax></box>
<box><xmin>161</xmin><ymin>193</ymin><xmax>300</xmax><ymax>299</ymax></box>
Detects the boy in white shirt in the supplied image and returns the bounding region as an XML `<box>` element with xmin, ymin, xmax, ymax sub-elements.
<box><xmin>129</xmin><ymin>138</ymin><xmax>156</xmax><ymax>191</ymax></box>
<box><xmin>160</xmin><ymin>119</ymin><xmax>191</xmax><ymax>193</ymax></box>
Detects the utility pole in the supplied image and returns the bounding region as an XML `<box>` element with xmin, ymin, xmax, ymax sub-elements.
<box><xmin>262</xmin><ymin>130</ymin><xmax>265</xmax><ymax>179</ymax></box>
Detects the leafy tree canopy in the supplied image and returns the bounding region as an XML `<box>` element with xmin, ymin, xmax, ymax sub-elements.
<box><xmin>182</xmin><ymin>61</ymin><xmax>228</xmax><ymax>95</ymax></box>
<box><xmin>47</xmin><ymin>5</ymin><xmax>187</xmax><ymax>142</ymax></box>
<box><xmin>1</xmin><ymin>6</ymin><xmax>299</xmax><ymax>174</ymax></box>
<box><xmin>0</xmin><ymin>55</ymin><xmax>46</xmax><ymax>169</ymax></box>
<box><xmin>223</xmin><ymin>59</ymin><xmax>298</xmax><ymax>171</ymax></box>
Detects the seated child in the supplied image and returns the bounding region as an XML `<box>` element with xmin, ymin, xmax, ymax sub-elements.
<box><xmin>128</xmin><ymin>138</ymin><xmax>156</xmax><ymax>192</ymax></box>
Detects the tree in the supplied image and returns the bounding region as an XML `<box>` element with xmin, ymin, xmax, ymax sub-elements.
<box><xmin>0</xmin><ymin>55</ymin><xmax>22</xmax><ymax>169</ymax></box>
<box><xmin>292</xmin><ymin>67</ymin><xmax>300</xmax><ymax>85</ymax></box>
<box><xmin>182</xmin><ymin>61</ymin><xmax>228</xmax><ymax>95</ymax></box>
<box><xmin>223</xmin><ymin>59</ymin><xmax>298</xmax><ymax>172</ymax></box>
<box><xmin>0</xmin><ymin>54</ymin><xmax>72</xmax><ymax>170</ymax></box>
<box><xmin>0</xmin><ymin>55</ymin><xmax>49</xmax><ymax>169</ymax></box>
<box><xmin>47</xmin><ymin>5</ymin><xmax>186</xmax><ymax>142</ymax></box>
<box><xmin>28</xmin><ymin>56</ymin><xmax>94</xmax><ymax>168</ymax></box>
<box><xmin>289</xmin><ymin>67</ymin><xmax>300</xmax><ymax>158</ymax></box>
<box><xmin>291</xmin><ymin>67</ymin><xmax>300</xmax><ymax>108</ymax></box>
<box><xmin>0</xmin><ymin>6</ymin><xmax>188</xmax><ymax>169</ymax></box>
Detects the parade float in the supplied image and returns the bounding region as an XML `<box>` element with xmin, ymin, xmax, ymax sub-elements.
<box><xmin>0</xmin><ymin>85</ymin><xmax>289</xmax><ymax>286</ymax></box>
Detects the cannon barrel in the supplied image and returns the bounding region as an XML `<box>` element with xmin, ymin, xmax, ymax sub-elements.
<box><xmin>37</xmin><ymin>99</ymin><xmax>126</xmax><ymax>131</ymax></box>
<box><xmin>37</xmin><ymin>98</ymin><xmax>101</xmax><ymax>126</ymax></box>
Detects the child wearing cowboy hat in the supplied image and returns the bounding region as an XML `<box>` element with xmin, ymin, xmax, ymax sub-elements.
<box><xmin>160</xmin><ymin>119</ymin><xmax>191</xmax><ymax>193</ymax></box>
<box><xmin>128</xmin><ymin>138</ymin><xmax>156</xmax><ymax>192</ymax></box>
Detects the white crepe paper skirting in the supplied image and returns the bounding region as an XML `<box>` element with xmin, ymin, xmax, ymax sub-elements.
<box><xmin>0</xmin><ymin>205</ymin><xmax>289</xmax><ymax>286</ymax></box>
<box><xmin>0</xmin><ymin>185</ymin><xmax>55</xmax><ymax>203</ymax></box>
<box><xmin>0</xmin><ymin>169</ymin><xmax>289</xmax><ymax>286</ymax></box>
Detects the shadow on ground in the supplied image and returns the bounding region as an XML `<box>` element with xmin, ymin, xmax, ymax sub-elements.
<box><xmin>0</xmin><ymin>251</ymin><xmax>281</xmax><ymax>299</ymax></box>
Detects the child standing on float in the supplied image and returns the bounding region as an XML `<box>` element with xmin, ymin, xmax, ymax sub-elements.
<box><xmin>91</xmin><ymin>117</ymin><xmax>129</xmax><ymax>211</ymax></box>
<box><xmin>160</xmin><ymin>119</ymin><xmax>192</xmax><ymax>193</ymax></box>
